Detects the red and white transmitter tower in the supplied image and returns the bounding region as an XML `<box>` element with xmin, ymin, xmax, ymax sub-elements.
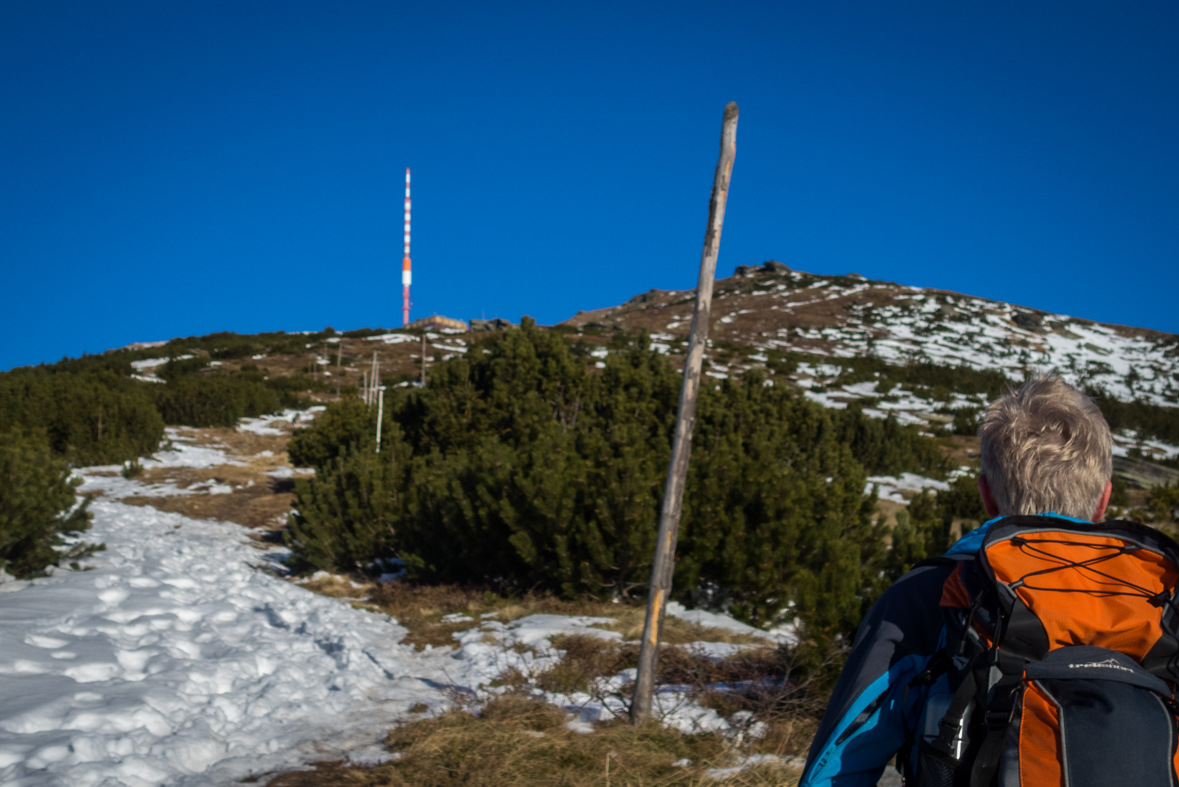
<box><xmin>401</xmin><ymin>167</ymin><xmax>412</xmax><ymax>326</ymax></box>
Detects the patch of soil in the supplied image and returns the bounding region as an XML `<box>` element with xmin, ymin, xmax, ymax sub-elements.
<box><xmin>873</xmin><ymin>499</ymin><xmax>908</xmax><ymax>529</ymax></box>
<box><xmin>940</xmin><ymin>435</ymin><xmax>981</xmax><ymax>466</ymax></box>
<box><xmin>121</xmin><ymin>428</ymin><xmax>308</xmax><ymax>528</ymax></box>
<box><xmin>122</xmin><ymin>484</ymin><xmax>294</xmax><ymax>529</ymax></box>
<box><xmin>177</xmin><ymin>425</ymin><xmax>292</xmax><ymax>457</ymax></box>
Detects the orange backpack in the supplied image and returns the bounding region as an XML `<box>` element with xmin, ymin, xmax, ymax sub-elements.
<box><xmin>906</xmin><ymin>516</ymin><xmax>1179</xmax><ymax>787</ymax></box>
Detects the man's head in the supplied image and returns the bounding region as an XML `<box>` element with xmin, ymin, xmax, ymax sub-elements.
<box><xmin>977</xmin><ymin>373</ymin><xmax>1113</xmax><ymax>521</ymax></box>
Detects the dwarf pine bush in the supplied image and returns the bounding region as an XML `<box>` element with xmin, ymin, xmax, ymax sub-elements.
<box><xmin>0</xmin><ymin>346</ymin><xmax>321</xmax><ymax>462</ymax></box>
<box><xmin>0</xmin><ymin>431</ymin><xmax>97</xmax><ymax>578</ymax></box>
<box><xmin>286</xmin><ymin>320</ymin><xmax>956</xmax><ymax>637</ymax></box>
<box><xmin>153</xmin><ymin>376</ymin><xmax>282</xmax><ymax>428</ymax></box>
<box><xmin>0</xmin><ymin>366</ymin><xmax>165</xmax><ymax>466</ymax></box>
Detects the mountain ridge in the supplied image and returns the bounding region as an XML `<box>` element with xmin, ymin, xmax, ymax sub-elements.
<box><xmin>560</xmin><ymin>262</ymin><xmax>1179</xmax><ymax>409</ymax></box>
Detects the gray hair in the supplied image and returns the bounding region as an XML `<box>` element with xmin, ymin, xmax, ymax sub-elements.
<box><xmin>978</xmin><ymin>373</ymin><xmax>1112</xmax><ymax>519</ymax></box>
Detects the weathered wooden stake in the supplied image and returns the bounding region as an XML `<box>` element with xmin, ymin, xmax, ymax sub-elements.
<box><xmin>630</xmin><ymin>101</ymin><xmax>738</xmax><ymax>724</ymax></box>
<box><xmin>375</xmin><ymin>387</ymin><xmax>384</xmax><ymax>452</ymax></box>
<box><xmin>369</xmin><ymin>352</ymin><xmax>379</xmax><ymax>405</ymax></box>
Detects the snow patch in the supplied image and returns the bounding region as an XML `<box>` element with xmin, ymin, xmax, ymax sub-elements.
<box><xmin>0</xmin><ymin>500</ymin><xmax>450</xmax><ymax>786</ymax></box>
<box><xmin>867</xmin><ymin>473</ymin><xmax>951</xmax><ymax>505</ymax></box>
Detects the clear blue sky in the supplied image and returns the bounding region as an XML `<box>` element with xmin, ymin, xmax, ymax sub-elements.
<box><xmin>2</xmin><ymin>1</ymin><xmax>1177</xmax><ymax>370</ymax></box>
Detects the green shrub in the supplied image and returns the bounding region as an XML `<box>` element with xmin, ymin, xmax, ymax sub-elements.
<box><xmin>130</xmin><ymin>330</ymin><xmax>324</xmax><ymax>363</ymax></box>
<box><xmin>255</xmin><ymin>372</ymin><xmax>323</xmax><ymax>404</ymax></box>
<box><xmin>396</xmin><ymin>332</ymin><xmax>680</xmax><ymax>600</ymax></box>
<box><xmin>341</xmin><ymin>327</ymin><xmax>393</xmax><ymax>338</ymax></box>
<box><xmin>946</xmin><ymin>407</ymin><xmax>982</xmax><ymax>436</ymax></box>
<box><xmin>48</xmin><ymin>353</ymin><xmax>134</xmax><ymax>377</ymax></box>
<box><xmin>0</xmin><ymin>431</ymin><xmax>100</xmax><ymax>578</ymax></box>
<box><xmin>1110</xmin><ymin>475</ymin><xmax>1131</xmax><ymax>508</ymax></box>
<box><xmin>0</xmin><ymin>367</ymin><xmax>164</xmax><ymax>466</ymax></box>
<box><xmin>287</xmin><ymin>397</ymin><xmax>372</xmax><ymax>468</ymax></box>
<box><xmin>286</xmin><ymin>321</ymin><xmax>950</xmax><ymax>638</ymax></box>
<box><xmin>154</xmin><ymin>376</ymin><xmax>282</xmax><ymax>427</ymax></box>
<box><xmin>1086</xmin><ymin>389</ymin><xmax>1179</xmax><ymax>446</ymax></box>
<box><xmin>831</xmin><ymin>357</ymin><xmax>1012</xmax><ymax>400</ymax></box>
<box><xmin>879</xmin><ymin>472</ymin><xmax>990</xmax><ymax>580</ymax></box>
<box><xmin>829</xmin><ymin>406</ymin><xmax>953</xmax><ymax>479</ymax></box>
<box><xmin>679</xmin><ymin>374</ymin><xmax>881</xmax><ymax>631</ymax></box>
<box><xmin>1147</xmin><ymin>484</ymin><xmax>1179</xmax><ymax>525</ymax></box>
<box><xmin>158</xmin><ymin>356</ymin><xmax>209</xmax><ymax>382</ymax></box>
<box><xmin>0</xmin><ymin>334</ymin><xmax>330</xmax><ymax>457</ymax></box>
<box><xmin>287</xmin><ymin>435</ymin><xmax>412</xmax><ymax>572</ymax></box>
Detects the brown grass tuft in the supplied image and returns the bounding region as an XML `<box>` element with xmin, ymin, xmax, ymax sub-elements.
<box><xmin>535</xmin><ymin>634</ymin><xmax>638</xmax><ymax>695</ymax></box>
<box><xmin>297</xmin><ymin>573</ymin><xmax>371</xmax><ymax>599</ymax></box>
<box><xmin>362</xmin><ymin>583</ymin><xmax>774</xmax><ymax>652</ymax></box>
<box><xmin>261</xmin><ymin>695</ymin><xmax>803</xmax><ymax>787</ymax></box>
<box><xmin>528</xmin><ymin>636</ymin><xmax>826</xmax><ymax>760</ymax></box>
<box><xmin>364</xmin><ymin>583</ymin><xmax>503</xmax><ymax>649</ymax></box>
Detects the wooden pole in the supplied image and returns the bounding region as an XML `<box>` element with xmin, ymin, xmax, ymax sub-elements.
<box><xmin>420</xmin><ymin>334</ymin><xmax>427</xmax><ymax>386</ymax></box>
<box><xmin>375</xmin><ymin>387</ymin><xmax>384</xmax><ymax>452</ymax></box>
<box><xmin>630</xmin><ymin>101</ymin><xmax>738</xmax><ymax>724</ymax></box>
<box><xmin>369</xmin><ymin>351</ymin><xmax>379</xmax><ymax>405</ymax></box>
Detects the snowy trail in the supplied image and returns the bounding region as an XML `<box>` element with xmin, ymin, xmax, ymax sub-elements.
<box><xmin>0</xmin><ymin>499</ymin><xmax>449</xmax><ymax>786</ymax></box>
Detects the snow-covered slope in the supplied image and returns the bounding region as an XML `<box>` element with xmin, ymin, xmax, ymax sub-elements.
<box><xmin>565</xmin><ymin>265</ymin><xmax>1179</xmax><ymax>406</ymax></box>
<box><xmin>0</xmin><ymin>500</ymin><xmax>443</xmax><ymax>786</ymax></box>
<box><xmin>563</xmin><ymin>265</ymin><xmax>1179</xmax><ymax>457</ymax></box>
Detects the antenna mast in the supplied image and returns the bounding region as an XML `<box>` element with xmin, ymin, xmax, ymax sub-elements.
<box><xmin>402</xmin><ymin>167</ymin><xmax>412</xmax><ymax>326</ymax></box>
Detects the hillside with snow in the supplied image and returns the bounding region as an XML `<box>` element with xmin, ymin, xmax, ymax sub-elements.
<box><xmin>564</xmin><ymin>263</ymin><xmax>1179</xmax><ymax>462</ymax></box>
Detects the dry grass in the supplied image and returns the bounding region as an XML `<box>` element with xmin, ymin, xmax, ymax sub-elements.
<box><xmin>298</xmin><ymin>573</ymin><xmax>373</xmax><ymax>600</ymax></box>
<box><xmin>363</xmin><ymin>584</ymin><xmax>773</xmax><ymax>652</ymax></box>
<box><xmin>938</xmin><ymin>434</ymin><xmax>981</xmax><ymax>467</ymax></box>
<box><xmin>365</xmin><ymin>583</ymin><xmax>509</xmax><ymax>650</ymax></box>
<box><xmin>593</xmin><ymin>609</ymin><xmax>770</xmax><ymax>647</ymax></box>
<box><xmin>533</xmin><ymin>634</ymin><xmax>638</xmax><ymax>695</ymax></box>
<box><xmin>176</xmin><ymin>425</ymin><xmax>293</xmax><ymax>457</ymax></box>
<box><xmin>95</xmin><ymin>425</ymin><xmax>304</xmax><ymax>529</ymax></box>
<box><xmin>259</xmin><ymin>695</ymin><xmax>803</xmax><ymax>787</ymax></box>
<box><xmin>526</xmin><ymin>634</ymin><xmax>823</xmax><ymax>759</ymax></box>
<box><xmin>259</xmin><ymin>590</ymin><xmax>825</xmax><ymax>787</ymax></box>
<box><xmin>121</xmin><ymin>467</ymin><xmax>297</xmax><ymax>529</ymax></box>
<box><xmin>123</xmin><ymin>487</ymin><xmax>294</xmax><ymax>529</ymax></box>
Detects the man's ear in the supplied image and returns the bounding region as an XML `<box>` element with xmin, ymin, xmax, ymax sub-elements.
<box><xmin>1092</xmin><ymin>480</ymin><xmax>1113</xmax><ymax>523</ymax></box>
<box><xmin>978</xmin><ymin>475</ymin><xmax>1001</xmax><ymax>518</ymax></box>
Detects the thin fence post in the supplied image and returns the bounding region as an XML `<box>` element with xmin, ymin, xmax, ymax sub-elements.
<box><xmin>630</xmin><ymin>101</ymin><xmax>738</xmax><ymax>724</ymax></box>
<box><xmin>369</xmin><ymin>351</ymin><xmax>379</xmax><ymax>405</ymax></box>
<box><xmin>375</xmin><ymin>387</ymin><xmax>384</xmax><ymax>452</ymax></box>
<box><xmin>421</xmin><ymin>334</ymin><xmax>427</xmax><ymax>386</ymax></box>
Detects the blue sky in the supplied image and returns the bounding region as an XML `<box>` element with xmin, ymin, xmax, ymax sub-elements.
<box><xmin>2</xmin><ymin>1</ymin><xmax>1177</xmax><ymax>370</ymax></box>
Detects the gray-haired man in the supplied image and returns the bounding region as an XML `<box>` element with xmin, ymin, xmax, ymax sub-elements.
<box><xmin>800</xmin><ymin>374</ymin><xmax>1119</xmax><ymax>786</ymax></box>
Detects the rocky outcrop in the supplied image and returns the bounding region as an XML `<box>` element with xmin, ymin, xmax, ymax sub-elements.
<box><xmin>626</xmin><ymin>289</ymin><xmax>668</xmax><ymax>305</ymax></box>
<box><xmin>734</xmin><ymin>260</ymin><xmax>792</xmax><ymax>277</ymax></box>
<box><xmin>469</xmin><ymin>318</ymin><xmax>513</xmax><ymax>332</ymax></box>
